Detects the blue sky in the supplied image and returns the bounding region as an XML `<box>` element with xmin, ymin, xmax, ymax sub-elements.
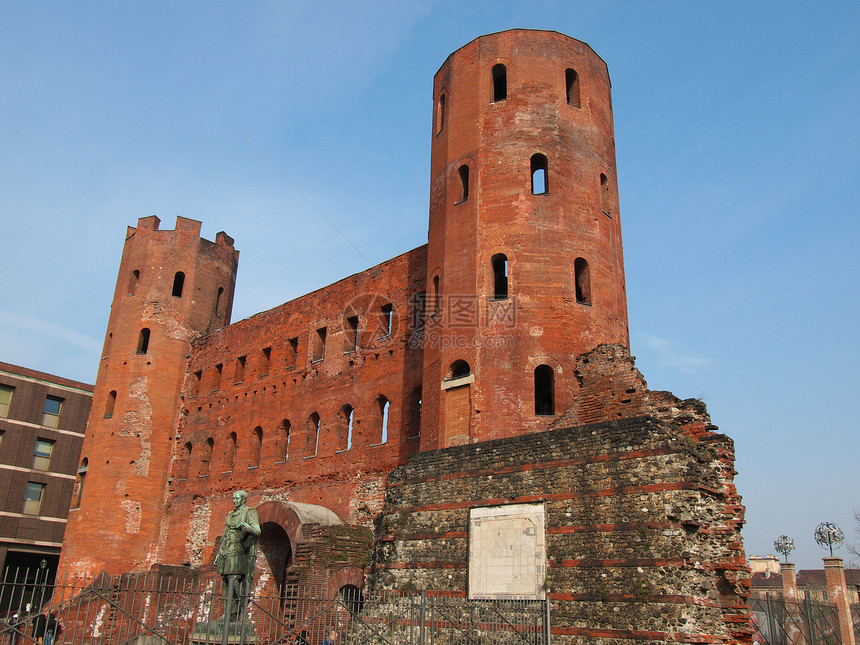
<box><xmin>1</xmin><ymin>2</ymin><xmax>858</xmax><ymax>570</ymax></box>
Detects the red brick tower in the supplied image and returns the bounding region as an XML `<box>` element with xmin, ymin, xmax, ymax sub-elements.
<box><xmin>420</xmin><ymin>30</ymin><xmax>629</xmax><ymax>450</ymax></box>
<box><xmin>58</xmin><ymin>216</ymin><xmax>238</xmax><ymax>574</ymax></box>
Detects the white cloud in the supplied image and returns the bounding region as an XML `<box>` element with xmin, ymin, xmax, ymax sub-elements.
<box><xmin>0</xmin><ymin>309</ymin><xmax>101</xmax><ymax>354</ymax></box>
<box><xmin>638</xmin><ymin>334</ymin><xmax>715</xmax><ymax>374</ymax></box>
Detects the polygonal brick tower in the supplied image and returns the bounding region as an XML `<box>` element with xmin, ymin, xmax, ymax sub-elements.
<box><xmin>420</xmin><ymin>30</ymin><xmax>630</xmax><ymax>450</ymax></box>
<box><xmin>58</xmin><ymin>216</ymin><xmax>238</xmax><ymax>574</ymax></box>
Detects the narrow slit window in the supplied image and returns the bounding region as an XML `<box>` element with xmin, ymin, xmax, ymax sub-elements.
<box><xmin>341</xmin><ymin>405</ymin><xmax>354</xmax><ymax>451</ymax></box>
<box><xmin>189</xmin><ymin>371</ymin><xmax>201</xmax><ymax>397</ymax></box>
<box><xmin>279</xmin><ymin>419</ymin><xmax>291</xmax><ymax>461</ymax></box>
<box><xmin>234</xmin><ymin>356</ymin><xmax>246</xmax><ymax>383</ymax></box>
<box><xmin>458</xmin><ymin>165</ymin><xmax>469</xmax><ymax>202</ymax></box>
<box><xmin>600</xmin><ymin>173</ymin><xmax>612</xmax><ymax>215</ymax></box>
<box><xmin>433</xmin><ymin>276</ymin><xmax>440</xmax><ymax>314</ymax></box>
<box><xmin>224</xmin><ymin>432</ymin><xmax>236</xmax><ymax>472</ymax></box>
<box><xmin>102</xmin><ymin>332</ymin><xmax>112</xmax><ymax>359</ymax></box>
<box><xmin>73</xmin><ymin>458</ymin><xmax>88</xmax><ymax>509</ymax></box>
<box><xmin>212</xmin><ymin>364</ymin><xmax>223</xmax><ymax>391</ymax></box>
<box><xmin>204</xmin><ymin>437</ymin><xmax>214</xmax><ymax>475</ymax></box>
<box><xmin>566</xmin><ymin>68</ymin><xmax>581</xmax><ymax>107</ymax></box>
<box><xmin>531</xmin><ymin>154</ymin><xmax>548</xmax><ymax>194</ymax></box>
<box><xmin>137</xmin><ymin>328</ymin><xmax>151</xmax><ymax>354</ymax></box>
<box><xmin>172</xmin><ymin>271</ymin><xmax>185</xmax><ymax>297</ymax></box>
<box><xmin>127</xmin><ymin>269</ymin><xmax>140</xmax><ymax>296</ymax></box>
<box><xmin>286</xmin><ymin>337</ymin><xmax>298</xmax><ymax>368</ymax></box>
<box><xmin>535</xmin><ymin>365</ymin><xmax>555</xmax><ymax>416</ymax></box>
<box><xmin>574</xmin><ymin>257</ymin><xmax>591</xmax><ymax>305</ymax></box>
<box><xmin>104</xmin><ymin>390</ymin><xmax>117</xmax><ymax>418</ymax></box>
<box><xmin>261</xmin><ymin>347</ymin><xmax>271</xmax><ymax>375</ymax></box>
<box><xmin>345</xmin><ymin>316</ymin><xmax>358</xmax><ymax>353</ymax></box>
<box><xmin>313</xmin><ymin>327</ymin><xmax>327</xmax><ymax>362</ymax></box>
<box><xmin>492</xmin><ymin>64</ymin><xmax>507</xmax><ymax>102</ymax></box>
<box><xmin>215</xmin><ymin>287</ymin><xmax>224</xmax><ymax>317</ymax></box>
<box><xmin>491</xmin><ymin>254</ymin><xmax>509</xmax><ymax>300</ymax></box>
<box><xmin>436</xmin><ymin>93</ymin><xmax>446</xmax><ymax>134</ymax></box>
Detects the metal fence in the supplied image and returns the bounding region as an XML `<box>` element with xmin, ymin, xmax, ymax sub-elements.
<box><xmin>0</xmin><ymin>568</ymin><xmax>549</xmax><ymax>645</ymax></box>
<box><xmin>749</xmin><ymin>594</ymin><xmax>842</xmax><ymax>645</ymax></box>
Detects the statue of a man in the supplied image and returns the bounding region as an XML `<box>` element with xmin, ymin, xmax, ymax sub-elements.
<box><xmin>214</xmin><ymin>490</ymin><xmax>261</xmax><ymax>620</ymax></box>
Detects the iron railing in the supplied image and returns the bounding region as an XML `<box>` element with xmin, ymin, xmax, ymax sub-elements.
<box><xmin>0</xmin><ymin>567</ymin><xmax>549</xmax><ymax>645</ymax></box>
<box><xmin>749</xmin><ymin>594</ymin><xmax>842</xmax><ymax>645</ymax></box>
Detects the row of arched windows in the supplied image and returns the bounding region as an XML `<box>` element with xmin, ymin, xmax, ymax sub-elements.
<box><xmin>436</xmin><ymin>65</ymin><xmax>582</xmax><ymax>134</ymax></box>
<box><xmin>454</xmin><ymin>158</ymin><xmax>611</xmax><ymax>204</ymax></box>
<box><xmin>174</xmin><ymin>395</ymin><xmax>400</xmax><ymax>480</ymax></box>
<box><xmin>127</xmin><ymin>269</ymin><xmax>186</xmax><ymax>298</ymax></box>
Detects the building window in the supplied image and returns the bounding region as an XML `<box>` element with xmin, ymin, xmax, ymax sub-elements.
<box><xmin>600</xmin><ymin>173</ymin><xmax>611</xmax><ymax>215</ymax></box>
<box><xmin>436</xmin><ymin>93</ymin><xmax>446</xmax><ymax>134</ymax></box>
<box><xmin>176</xmin><ymin>443</ymin><xmax>191</xmax><ymax>480</ymax></box>
<box><xmin>278</xmin><ymin>419</ymin><xmax>291</xmax><ymax>461</ymax></box>
<box><xmin>432</xmin><ymin>276</ymin><xmax>440</xmax><ymax>315</ymax></box>
<box><xmin>345</xmin><ymin>316</ymin><xmax>358</xmax><ymax>353</ymax></box>
<box><xmin>378</xmin><ymin>396</ymin><xmax>390</xmax><ymax>444</ymax></box>
<box><xmin>250</xmin><ymin>426</ymin><xmax>262</xmax><ymax>468</ymax></box>
<box><xmin>449</xmin><ymin>360</ymin><xmax>471</xmax><ymax>379</ymax></box>
<box><xmin>127</xmin><ymin>269</ymin><xmax>140</xmax><ymax>296</ymax></box>
<box><xmin>33</xmin><ymin>439</ymin><xmax>55</xmax><ymax>470</ymax></box>
<box><xmin>42</xmin><ymin>396</ymin><xmax>63</xmax><ymax>428</ymax></box>
<box><xmin>234</xmin><ymin>355</ymin><xmax>246</xmax><ymax>383</ymax></box>
<box><xmin>286</xmin><ymin>338</ymin><xmax>298</xmax><ymax>368</ymax></box>
<box><xmin>73</xmin><ymin>458</ymin><xmax>88</xmax><ymax>509</ymax></box>
<box><xmin>491</xmin><ymin>254</ymin><xmax>508</xmax><ymax>300</ymax></box>
<box><xmin>306</xmin><ymin>413</ymin><xmax>320</xmax><ymax>457</ymax></box>
<box><xmin>104</xmin><ymin>390</ymin><xmax>117</xmax><ymax>418</ymax></box>
<box><xmin>212</xmin><ymin>364</ymin><xmax>223</xmax><ymax>391</ymax></box>
<box><xmin>574</xmin><ymin>257</ymin><xmax>591</xmax><ymax>305</ymax></box>
<box><xmin>340</xmin><ymin>405</ymin><xmax>354</xmax><ymax>451</ymax></box>
<box><xmin>531</xmin><ymin>154</ymin><xmax>548</xmax><ymax>194</ymax></box>
<box><xmin>261</xmin><ymin>347</ymin><xmax>271</xmax><ymax>376</ymax></box>
<box><xmin>102</xmin><ymin>332</ymin><xmax>112</xmax><ymax>359</ymax></box>
<box><xmin>0</xmin><ymin>384</ymin><xmax>13</xmax><ymax>418</ymax></box>
<box><xmin>534</xmin><ymin>365</ymin><xmax>555</xmax><ymax>416</ymax></box>
<box><xmin>22</xmin><ymin>482</ymin><xmax>46</xmax><ymax>515</ymax></box>
<box><xmin>215</xmin><ymin>287</ymin><xmax>224</xmax><ymax>317</ymax></box>
<box><xmin>312</xmin><ymin>327</ymin><xmax>327</xmax><ymax>363</ymax></box>
<box><xmin>224</xmin><ymin>432</ymin><xmax>237</xmax><ymax>472</ymax></box>
<box><xmin>189</xmin><ymin>371</ymin><xmax>201</xmax><ymax>398</ymax></box>
<box><xmin>492</xmin><ymin>64</ymin><xmax>507</xmax><ymax>102</ymax></box>
<box><xmin>203</xmin><ymin>437</ymin><xmax>214</xmax><ymax>475</ymax></box>
<box><xmin>457</xmin><ymin>165</ymin><xmax>469</xmax><ymax>202</ymax></box>
<box><xmin>137</xmin><ymin>328</ymin><xmax>151</xmax><ymax>354</ymax></box>
<box><xmin>565</xmin><ymin>68</ymin><xmax>581</xmax><ymax>107</ymax></box>
<box><xmin>380</xmin><ymin>304</ymin><xmax>393</xmax><ymax>338</ymax></box>
<box><xmin>172</xmin><ymin>271</ymin><xmax>185</xmax><ymax>297</ymax></box>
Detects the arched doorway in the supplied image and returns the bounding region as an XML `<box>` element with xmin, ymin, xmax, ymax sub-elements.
<box><xmin>257</xmin><ymin>521</ymin><xmax>292</xmax><ymax>591</ymax></box>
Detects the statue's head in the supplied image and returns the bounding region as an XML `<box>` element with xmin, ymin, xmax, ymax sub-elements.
<box><xmin>233</xmin><ymin>490</ymin><xmax>248</xmax><ymax>507</ymax></box>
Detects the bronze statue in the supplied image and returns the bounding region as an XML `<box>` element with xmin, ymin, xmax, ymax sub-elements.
<box><xmin>214</xmin><ymin>490</ymin><xmax>260</xmax><ymax>622</ymax></box>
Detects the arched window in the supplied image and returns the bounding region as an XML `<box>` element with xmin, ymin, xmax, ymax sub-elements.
<box><xmin>432</xmin><ymin>275</ymin><xmax>441</xmax><ymax>314</ymax></box>
<box><xmin>378</xmin><ymin>396</ymin><xmax>390</xmax><ymax>444</ymax></box>
<box><xmin>276</xmin><ymin>419</ymin><xmax>291</xmax><ymax>462</ymax></box>
<box><xmin>137</xmin><ymin>328</ymin><xmax>151</xmax><ymax>354</ymax></box>
<box><xmin>600</xmin><ymin>173</ymin><xmax>612</xmax><ymax>215</ymax></box>
<box><xmin>215</xmin><ymin>287</ymin><xmax>224</xmax><ymax>317</ymax></box>
<box><xmin>340</xmin><ymin>405</ymin><xmax>354</xmax><ymax>451</ymax></box>
<box><xmin>72</xmin><ymin>458</ymin><xmax>88</xmax><ymax>509</ymax></box>
<box><xmin>172</xmin><ymin>271</ymin><xmax>185</xmax><ymax>297</ymax></box>
<box><xmin>203</xmin><ymin>437</ymin><xmax>214</xmax><ymax>476</ymax></box>
<box><xmin>535</xmin><ymin>365</ymin><xmax>555</xmax><ymax>415</ymax></box>
<box><xmin>531</xmin><ymin>154</ymin><xmax>548</xmax><ymax>194</ymax></box>
<box><xmin>436</xmin><ymin>93</ymin><xmax>446</xmax><ymax>134</ymax></box>
<box><xmin>458</xmin><ymin>165</ymin><xmax>469</xmax><ymax>202</ymax></box>
<box><xmin>306</xmin><ymin>413</ymin><xmax>320</xmax><ymax>457</ymax></box>
<box><xmin>491</xmin><ymin>254</ymin><xmax>508</xmax><ymax>300</ymax></box>
<box><xmin>449</xmin><ymin>359</ymin><xmax>471</xmax><ymax>379</ymax></box>
<box><xmin>175</xmin><ymin>442</ymin><xmax>192</xmax><ymax>480</ymax></box>
<box><xmin>574</xmin><ymin>257</ymin><xmax>591</xmax><ymax>305</ymax></box>
<box><xmin>492</xmin><ymin>64</ymin><xmax>507</xmax><ymax>102</ymax></box>
<box><xmin>104</xmin><ymin>390</ymin><xmax>117</xmax><ymax>418</ymax></box>
<box><xmin>127</xmin><ymin>270</ymin><xmax>139</xmax><ymax>296</ymax></box>
<box><xmin>565</xmin><ymin>68</ymin><xmax>581</xmax><ymax>107</ymax></box>
<box><xmin>249</xmin><ymin>426</ymin><xmax>262</xmax><ymax>468</ymax></box>
<box><xmin>103</xmin><ymin>332</ymin><xmax>112</xmax><ymax>359</ymax></box>
<box><xmin>224</xmin><ymin>432</ymin><xmax>237</xmax><ymax>472</ymax></box>
<box><xmin>408</xmin><ymin>387</ymin><xmax>422</xmax><ymax>439</ymax></box>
